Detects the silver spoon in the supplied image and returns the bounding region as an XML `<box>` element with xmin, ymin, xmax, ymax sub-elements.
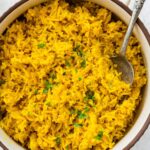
<box><xmin>111</xmin><ymin>0</ymin><xmax>145</xmax><ymax>84</ymax></box>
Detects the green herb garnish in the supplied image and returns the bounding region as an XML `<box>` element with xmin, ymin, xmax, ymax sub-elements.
<box><xmin>43</xmin><ymin>80</ymin><xmax>53</xmax><ymax>94</ymax></box>
<box><xmin>38</xmin><ymin>43</ymin><xmax>45</xmax><ymax>48</ymax></box>
<box><xmin>49</xmin><ymin>71</ymin><xmax>56</xmax><ymax>80</ymax></box>
<box><xmin>73</xmin><ymin>45</ymin><xmax>84</xmax><ymax>57</ymax></box>
<box><xmin>77</xmin><ymin>50</ymin><xmax>84</xmax><ymax>57</ymax></box>
<box><xmin>45</xmin><ymin>101</ymin><xmax>51</xmax><ymax>106</ymax></box>
<box><xmin>80</xmin><ymin>59</ymin><xmax>86</xmax><ymax>68</ymax></box>
<box><xmin>95</xmin><ymin>131</ymin><xmax>103</xmax><ymax>140</ymax></box>
<box><xmin>75</xmin><ymin>69</ymin><xmax>78</xmax><ymax>73</ymax></box>
<box><xmin>45</xmin><ymin>80</ymin><xmax>53</xmax><ymax>89</ymax></box>
<box><xmin>43</xmin><ymin>88</ymin><xmax>48</xmax><ymax>94</ymax></box>
<box><xmin>34</xmin><ymin>89</ymin><xmax>38</xmax><ymax>95</ymax></box>
<box><xmin>65</xmin><ymin>60</ymin><xmax>71</xmax><ymax>67</ymax></box>
<box><xmin>78</xmin><ymin>77</ymin><xmax>82</xmax><ymax>81</ymax></box>
<box><xmin>77</xmin><ymin>110</ymin><xmax>87</xmax><ymax>119</ymax></box>
<box><xmin>84</xmin><ymin>96</ymin><xmax>88</xmax><ymax>101</ymax></box>
<box><xmin>85</xmin><ymin>90</ymin><xmax>95</xmax><ymax>100</ymax></box>
<box><xmin>0</xmin><ymin>80</ymin><xmax>5</xmax><ymax>86</ymax></box>
<box><xmin>70</xmin><ymin>108</ymin><xmax>76</xmax><ymax>114</ymax></box>
<box><xmin>78</xmin><ymin>112</ymin><xmax>87</xmax><ymax>119</ymax></box>
<box><xmin>55</xmin><ymin>137</ymin><xmax>61</xmax><ymax>145</ymax></box>
<box><xmin>84</xmin><ymin>106</ymin><xmax>90</xmax><ymax>112</ymax></box>
<box><xmin>65</xmin><ymin>145</ymin><xmax>69</xmax><ymax>150</ymax></box>
<box><xmin>73</xmin><ymin>45</ymin><xmax>80</xmax><ymax>52</ymax></box>
<box><xmin>73</xmin><ymin>123</ymin><xmax>83</xmax><ymax>127</ymax></box>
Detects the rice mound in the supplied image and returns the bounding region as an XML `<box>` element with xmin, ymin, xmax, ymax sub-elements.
<box><xmin>0</xmin><ymin>0</ymin><xmax>147</xmax><ymax>150</ymax></box>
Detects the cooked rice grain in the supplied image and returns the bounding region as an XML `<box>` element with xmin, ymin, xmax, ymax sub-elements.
<box><xmin>0</xmin><ymin>0</ymin><xmax>146</xmax><ymax>150</ymax></box>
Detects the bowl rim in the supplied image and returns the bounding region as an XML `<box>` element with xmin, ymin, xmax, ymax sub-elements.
<box><xmin>0</xmin><ymin>0</ymin><xmax>150</xmax><ymax>150</ymax></box>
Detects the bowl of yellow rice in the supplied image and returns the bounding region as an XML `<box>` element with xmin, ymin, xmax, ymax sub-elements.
<box><xmin>0</xmin><ymin>0</ymin><xmax>150</xmax><ymax>150</ymax></box>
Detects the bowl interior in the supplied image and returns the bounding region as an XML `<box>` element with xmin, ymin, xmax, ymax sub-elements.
<box><xmin>0</xmin><ymin>0</ymin><xmax>150</xmax><ymax>150</ymax></box>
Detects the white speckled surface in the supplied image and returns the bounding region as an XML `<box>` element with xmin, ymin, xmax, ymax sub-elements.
<box><xmin>0</xmin><ymin>0</ymin><xmax>150</xmax><ymax>149</ymax></box>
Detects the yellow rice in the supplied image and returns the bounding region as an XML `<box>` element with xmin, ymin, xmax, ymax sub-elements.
<box><xmin>0</xmin><ymin>0</ymin><xmax>147</xmax><ymax>150</ymax></box>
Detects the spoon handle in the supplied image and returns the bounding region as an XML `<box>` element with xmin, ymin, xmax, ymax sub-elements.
<box><xmin>120</xmin><ymin>0</ymin><xmax>145</xmax><ymax>56</ymax></box>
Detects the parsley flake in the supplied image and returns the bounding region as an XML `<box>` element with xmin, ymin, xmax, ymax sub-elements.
<box><xmin>80</xmin><ymin>59</ymin><xmax>86</xmax><ymax>68</ymax></box>
<box><xmin>34</xmin><ymin>89</ymin><xmax>38</xmax><ymax>95</ymax></box>
<box><xmin>0</xmin><ymin>80</ymin><xmax>5</xmax><ymax>86</ymax></box>
<box><xmin>78</xmin><ymin>113</ymin><xmax>87</xmax><ymax>119</ymax></box>
<box><xmin>45</xmin><ymin>101</ymin><xmax>51</xmax><ymax>106</ymax></box>
<box><xmin>43</xmin><ymin>80</ymin><xmax>53</xmax><ymax>94</ymax></box>
<box><xmin>77</xmin><ymin>50</ymin><xmax>84</xmax><ymax>57</ymax></box>
<box><xmin>73</xmin><ymin>45</ymin><xmax>80</xmax><ymax>52</ymax></box>
<box><xmin>75</xmin><ymin>69</ymin><xmax>78</xmax><ymax>73</ymax></box>
<box><xmin>70</xmin><ymin>108</ymin><xmax>76</xmax><ymax>114</ymax></box>
<box><xmin>65</xmin><ymin>145</ymin><xmax>69</xmax><ymax>150</ymax></box>
<box><xmin>78</xmin><ymin>77</ymin><xmax>82</xmax><ymax>81</ymax></box>
<box><xmin>49</xmin><ymin>71</ymin><xmax>56</xmax><ymax>80</ymax></box>
<box><xmin>65</xmin><ymin>60</ymin><xmax>71</xmax><ymax>67</ymax></box>
<box><xmin>55</xmin><ymin>137</ymin><xmax>61</xmax><ymax>145</ymax></box>
<box><xmin>84</xmin><ymin>106</ymin><xmax>90</xmax><ymax>112</ymax></box>
<box><xmin>73</xmin><ymin>123</ymin><xmax>83</xmax><ymax>127</ymax></box>
<box><xmin>77</xmin><ymin>110</ymin><xmax>87</xmax><ymax>119</ymax></box>
<box><xmin>84</xmin><ymin>90</ymin><xmax>95</xmax><ymax>101</ymax></box>
<box><xmin>95</xmin><ymin>131</ymin><xmax>103</xmax><ymax>140</ymax></box>
<box><xmin>38</xmin><ymin>43</ymin><xmax>45</xmax><ymax>48</ymax></box>
<box><xmin>73</xmin><ymin>45</ymin><xmax>84</xmax><ymax>57</ymax></box>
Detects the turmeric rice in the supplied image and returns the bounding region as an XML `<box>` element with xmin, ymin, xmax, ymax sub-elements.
<box><xmin>0</xmin><ymin>0</ymin><xmax>147</xmax><ymax>150</ymax></box>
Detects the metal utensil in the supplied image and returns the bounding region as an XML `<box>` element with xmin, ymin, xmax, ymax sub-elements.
<box><xmin>111</xmin><ymin>0</ymin><xmax>145</xmax><ymax>84</ymax></box>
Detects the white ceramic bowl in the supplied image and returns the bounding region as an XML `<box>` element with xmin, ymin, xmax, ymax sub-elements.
<box><xmin>0</xmin><ymin>0</ymin><xmax>150</xmax><ymax>150</ymax></box>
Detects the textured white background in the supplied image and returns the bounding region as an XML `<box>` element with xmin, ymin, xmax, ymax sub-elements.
<box><xmin>0</xmin><ymin>0</ymin><xmax>150</xmax><ymax>150</ymax></box>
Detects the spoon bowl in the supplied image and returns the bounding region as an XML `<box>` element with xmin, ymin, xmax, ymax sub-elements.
<box><xmin>111</xmin><ymin>55</ymin><xmax>134</xmax><ymax>84</ymax></box>
<box><xmin>111</xmin><ymin>0</ymin><xmax>145</xmax><ymax>84</ymax></box>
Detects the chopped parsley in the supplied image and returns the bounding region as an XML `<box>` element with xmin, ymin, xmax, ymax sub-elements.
<box><xmin>73</xmin><ymin>123</ymin><xmax>83</xmax><ymax>127</ymax></box>
<box><xmin>84</xmin><ymin>96</ymin><xmax>88</xmax><ymax>101</ymax></box>
<box><xmin>84</xmin><ymin>90</ymin><xmax>95</xmax><ymax>101</ymax></box>
<box><xmin>84</xmin><ymin>106</ymin><xmax>90</xmax><ymax>113</ymax></box>
<box><xmin>43</xmin><ymin>80</ymin><xmax>53</xmax><ymax>94</ymax></box>
<box><xmin>0</xmin><ymin>80</ymin><xmax>5</xmax><ymax>86</ymax></box>
<box><xmin>55</xmin><ymin>137</ymin><xmax>61</xmax><ymax>145</ymax></box>
<box><xmin>65</xmin><ymin>145</ymin><xmax>69</xmax><ymax>150</ymax></box>
<box><xmin>73</xmin><ymin>45</ymin><xmax>84</xmax><ymax>57</ymax></box>
<box><xmin>45</xmin><ymin>101</ymin><xmax>51</xmax><ymax>106</ymax></box>
<box><xmin>34</xmin><ymin>89</ymin><xmax>38</xmax><ymax>95</ymax></box>
<box><xmin>77</xmin><ymin>50</ymin><xmax>84</xmax><ymax>57</ymax></box>
<box><xmin>77</xmin><ymin>110</ymin><xmax>87</xmax><ymax>119</ymax></box>
<box><xmin>95</xmin><ymin>131</ymin><xmax>103</xmax><ymax>140</ymax></box>
<box><xmin>78</xmin><ymin>77</ymin><xmax>82</xmax><ymax>81</ymax></box>
<box><xmin>75</xmin><ymin>69</ymin><xmax>78</xmax><ymax>73</ymax></box>
<box><xmin>38</xmin><ymin>43</ymin><xmax>45</xmax><ymax>48</ymax></box>
<box><xmin>77</xmin><ymin>111</ymin><xmax>87</xmax><ymax>119</ymax></box>
<box><xmin>70</xmin><ymin>109</ymin><xmax>88</xmax><ymax>119</ymax></box>
<box><xmin>43</xmin><ymin>88</ymin><xmax>48</xmax><ymax>94</ymax></box>
<box><xmin>49</xmin><ymin>71</ymin><xmax>56</xmax><ymax>80</ymax></box>
<box><xmin>80</xmin><ymin>59</ymin><xmax>86</xmax><ymax>68</ymax></box>
<box><xmin>73</xmin><ymin>45</ymin><xmax>80</xmax><ymax>52</ymax></box>
<box><xmin>69</xmin><ymin>108</ymin><xmax>76</xmax><ymax>114</ymax></box>
<box><xmin>65</xmin><ymin>60</ymin><xmax>71</xmax><ymax>67</ymax></box>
